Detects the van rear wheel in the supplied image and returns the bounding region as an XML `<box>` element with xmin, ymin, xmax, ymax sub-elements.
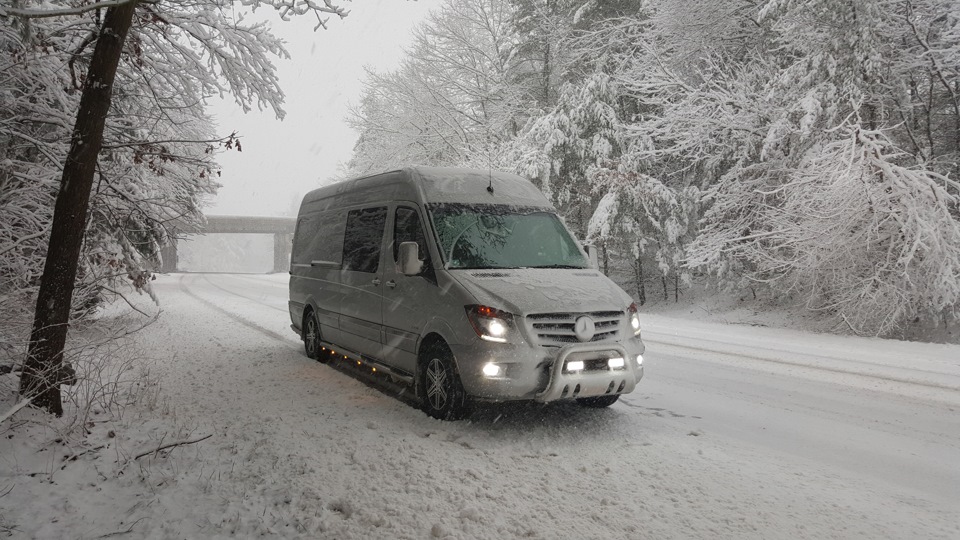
<box><xmin>420</xmin><ymin>343</ymin><xmax>467</xmax><ymax>420</ymax></box>
<box><xmin>576</xmin><ymin>395</ymin><xmax>620</xmax><ymax>408</ymax></box>
<box><xmin>303</xmin><ymin>312</ymin><xmax>326</xmax><ymax>363</ymax></box>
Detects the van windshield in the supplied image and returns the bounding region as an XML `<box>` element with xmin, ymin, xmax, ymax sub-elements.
<box><xmin>427</xmin><ymin>203</ymin><xmax>589</xmax><ymax>270</ymax></box>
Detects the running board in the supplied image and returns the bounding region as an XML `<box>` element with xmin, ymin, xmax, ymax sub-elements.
<box><xmin>318</xmin><ymin>341</ymin><xmax>415</xmax><ymax>385</ymax></box>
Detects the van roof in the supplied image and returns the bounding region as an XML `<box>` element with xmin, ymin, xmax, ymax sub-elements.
<box><xmin>300</xmin><ymin>166</ymin><xmax>553</xmax><ymax>211</ymax></box>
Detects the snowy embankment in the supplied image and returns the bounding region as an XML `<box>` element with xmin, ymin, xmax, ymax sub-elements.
<box><xmin>1</xmin><ymin>273</ymin><xmax>958</xmax><ymax>539</ymax></box>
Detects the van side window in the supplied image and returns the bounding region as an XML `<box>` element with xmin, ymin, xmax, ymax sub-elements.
<box><xmin>394</xmin><ymin>207</ymin><xmax>428</xmax><ymax>263</ymax></box>
<box><xmin>394</xmin><ymin>207</ymin><xmax>436</xmax><ymax>283</ymax></box>
<box><xmin>342</xmin><ymin>207</ymin><xmax>387</xmax><ymax>273</ymax></box>
<box><xmin>292</xmin><ymin>211</ymin><xmax>345</xmax><ymax>265</ymax></box>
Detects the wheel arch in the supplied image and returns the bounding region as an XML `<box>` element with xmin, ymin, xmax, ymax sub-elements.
<box><xmin>301</xmin><ymin>304</ymin><xmax>314</xmax><ymax>327</ymax></box>
<box><xmin>300</xmin><ymin>295</ymin><xmax>323</xmax><ymax>330</ymax></box>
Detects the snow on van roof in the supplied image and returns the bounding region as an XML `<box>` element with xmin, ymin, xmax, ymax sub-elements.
<box><xmin>411</xmin><ymin>166</ymin><xmax>551</xmax><ymax>207</ymax></box>
<box><xmin>301</xmin><ymin>166</ymin><xmax>554</xmax><ymax>210</ymax></box>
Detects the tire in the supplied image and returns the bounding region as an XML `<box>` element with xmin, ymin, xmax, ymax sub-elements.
<box><xmin>420</xmin><ymin>342</ymin><xmax>468</xmax><ymax>420</ymax></box>
<box><xmin>576</xmin><ymin>395</ymin><xmax>620</xmax><ymax>408</ymax></box>
<box><xmin>303</xmin><ymin>312</ymin><xmax>326</xmax><ymax>363</ymax></box>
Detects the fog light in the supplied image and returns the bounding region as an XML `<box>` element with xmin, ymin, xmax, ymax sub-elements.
<box><xmin>567</xmin><ymin>360</ymin><xmax>585</xmax><ymax>372</ymax></box>
<box><xmin>482</xmin><ymin>363</ymin><xmax>501</xmax><ymax>377</ymax></box>
<box><xmin>637</xmin><ymin>354</ymin><xmax>643</xmax><ymax>366</ymax></box>
<box><xmin>608</xmin><ymin>357</ymin><xmax>625</xmax><ymax>369</ymax></box>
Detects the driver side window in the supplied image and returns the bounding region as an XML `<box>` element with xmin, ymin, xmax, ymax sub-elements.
<box><xmin>393</xmin><ymin>207</ymin><xmax>435</xmax><ymax>282</ymax></box>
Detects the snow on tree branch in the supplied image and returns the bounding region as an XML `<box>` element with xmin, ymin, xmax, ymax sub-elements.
<box><xmin>0</xmin><ymin>0</ymin><xmax>150</xmax><ymax>20</ymax></box>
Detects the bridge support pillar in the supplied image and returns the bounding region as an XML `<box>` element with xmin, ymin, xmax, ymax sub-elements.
<box><xmin>273</xmin><ymin>233</ymin><xmax>292</xmax><ymax>273</ymax></box>
<box><xmin>160</xmin><ymin>241</ymin><xmax>178</xmax><ymax>273</ymax></box>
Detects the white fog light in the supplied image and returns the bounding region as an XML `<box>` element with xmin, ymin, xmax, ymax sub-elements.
<box><xmin>482</xmin><ymin>363</ymin><xmax>501</xmax><ymax>377</ymax></box>
<box><xmin>608</xmin><ymin>357</ymin><xmax>625</xmax><ymax>369</ymax></box>
<box><xmin>567</xmin><ymin>360</ymin><xmax>585</xmax><ymax>372</ymax></box>
<box><xmin>637</xmin><ymin>354</ymin><xmax>644</xmax><ymax>366</ymax></box>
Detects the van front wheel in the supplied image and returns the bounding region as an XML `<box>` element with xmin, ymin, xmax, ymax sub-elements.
<box><xmin>421</xmin><ymin>343</ymin><xmax>467</xmax><ymax>420</ymax></box>
<box><xmin>303</xmin><ymin>313</ymin><xmax>326</xmax><ymax>363</ymax></box>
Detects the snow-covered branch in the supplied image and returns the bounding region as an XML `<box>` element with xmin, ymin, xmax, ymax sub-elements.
<box><xmin>0</xmin><ymin>0</ymin><xmax>150</xmax><ymax>20</ymax></box>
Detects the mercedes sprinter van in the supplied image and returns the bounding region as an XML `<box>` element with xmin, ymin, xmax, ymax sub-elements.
<box><xmin>289</xmin><ymin>166</ymin><xmax>644</xmax><ymax>419</ymax></box>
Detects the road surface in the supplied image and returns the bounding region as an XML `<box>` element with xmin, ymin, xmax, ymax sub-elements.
<box><xmin>134</xmin><ymin>273</ymin><xmax>959</xmax><ymax>538</ymax></box>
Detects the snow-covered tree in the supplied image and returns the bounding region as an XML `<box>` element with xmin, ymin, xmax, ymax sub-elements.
<box><xmin>630</xmin><ymin>0</ymin><xmax>960</xmax><ymax>333</ymax></box>
<box><xmin>346</xmin><ymin>0</ymin><xmax>960</xmax><ymax>334</ymax></box>
<box><xmin>1</xmin><ymin>0</ymin><xmax>347</xmax><ymax>413</ymax></box>
<box><xmin>511</xmin><ymin>73</ymin><xmax>625</xmax><ymax>235</ymax></box>
<box><xmin>509</xmin><ymin>4</ymin><xmax>693</xmax><ymax>299</ymax></box>
<box><xmin>347</xmin><ymin>0</ymin><xmax>524</xmax><ymax>175</ymax></box>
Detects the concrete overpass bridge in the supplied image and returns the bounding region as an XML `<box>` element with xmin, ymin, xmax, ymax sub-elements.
<box><xmin>160</xmin><ymin>215</ymin><xmax>296</xmax><ymax>274</ymax></box>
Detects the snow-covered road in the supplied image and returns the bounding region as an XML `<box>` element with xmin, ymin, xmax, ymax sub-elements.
<box><xmin>132</xmin><ymin>273</ymin><xmax>959</xmax><ymax>538</ymax></box>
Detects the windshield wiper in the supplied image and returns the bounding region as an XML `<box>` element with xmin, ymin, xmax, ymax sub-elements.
<box><xmin>453</xmin><ymin>266</ymin><xmax>521</xmax><ymax>270</ymax></box>
<box><xmin>527</xmin><ymin>264</ymin><xmax>586</xmax><ymax>269</ymax></box>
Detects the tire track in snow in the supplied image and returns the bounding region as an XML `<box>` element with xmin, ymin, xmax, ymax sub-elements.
<box><xmin>645</xmin><ymin>327</ymin><xmax>957</xmax><ymax>377</ymax></box>
<box><xmin>177</xmin><ymin>274</ymin><xmax>298</xmax><ymax>348</ymax></box>
<box><xmin>197</xmin><ymin>274</ymin><xmax>288</xmax><ymax>314</ymax></box>
<box><xmin>183</xmin><ymin>274</ymin><xmax>420</xmax><ymax>408</ymax></box>
<box><xmin>218</xmin><ymin>272</ymin><xmax>289</xmax><ymax>290</ymax></box>
<box><xmin>644</xmin><ymin>333</ymin><xmax>960</xmax><ymax>394</ymax></box>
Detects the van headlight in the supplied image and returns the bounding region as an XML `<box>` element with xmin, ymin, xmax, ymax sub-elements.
<box><xmin>465</xmin><ymin>305</ymin><xmax>514</xmax><ymax>343</ymax></box>
<box><xmin>628</xmin><ymin>302</ymin><xmax>641</xmax><ymax>336</ymax></box>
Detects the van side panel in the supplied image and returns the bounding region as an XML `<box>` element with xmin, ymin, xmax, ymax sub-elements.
<box><xmin>289</xmin><ymin>208</ymin><xmax>346</xmax><ymax>344</ymax></box>
<box><xmin>381</xmin><ymin>203</ymin><xmax>450</xmax><ymax>374</ymax></box>
<box><xmin>336</xmin><ymin>206</ymin><xmax>388</xmax><ymax>358</ymax></box>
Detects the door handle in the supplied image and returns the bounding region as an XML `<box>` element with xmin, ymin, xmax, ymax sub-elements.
<box><xmin>372</xmin><ymin>278</ymin><xmax>381</xmax><ymax>286</ymax></box>
<box><xmin>386</xmin><ymin>280</ymin><xmax>397</xmax><ymax>289</ymax></box>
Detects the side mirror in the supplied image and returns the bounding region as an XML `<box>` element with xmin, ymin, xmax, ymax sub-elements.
<box><xmin>398</xmin><ymin>242</ymin><xmax>424</xmax><ymax>276</ymax></box>
<box><xmin>585</xmin><ymin>244</ymin><xmax>599</xmax><ymax>269</ymax></box>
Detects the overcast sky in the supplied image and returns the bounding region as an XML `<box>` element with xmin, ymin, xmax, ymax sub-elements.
<box><xmin>207</xmin><ymin>0</ymin><xmax>439</xmax><ymax>218</ymax></box>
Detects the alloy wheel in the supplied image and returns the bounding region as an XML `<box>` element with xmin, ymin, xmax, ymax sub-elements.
<box><xmin>426</xmin><ymin>357</ymin><xmax>449</xmax><ymax>411</ymax></box>
<box><xmin>305</xmin><ymin>316</ymin><xmax>318</xmax><ymax>358</ymax></box>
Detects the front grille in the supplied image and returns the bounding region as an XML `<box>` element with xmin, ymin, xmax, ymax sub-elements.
<box><xmin>526</xmin><ymin>311</ymin><xmax>623</xmax><ymax>347</ymax></box>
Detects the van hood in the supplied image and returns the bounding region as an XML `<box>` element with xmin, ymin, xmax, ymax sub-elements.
<box><xmin>451</xmin><ymin>269</ymin><xmax>633</xmax><ymax>316</ymax></box>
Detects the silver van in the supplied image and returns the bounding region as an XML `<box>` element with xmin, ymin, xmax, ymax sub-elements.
<box><xmin>288</xmin><ymin>166</ymin><xmax>644</xmax><ymax>419</ymax></box>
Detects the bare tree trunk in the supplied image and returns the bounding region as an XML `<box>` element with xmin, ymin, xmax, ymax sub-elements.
<box><xmin>954</xmin><ymin>81</ymin><xmax>960</xmax><ymax>182</ymax></box>
<box><xmin>540</xmin><ymin>0</ymin><xmax>555</xmax><ymax>107</ymax></box>
<box><xmin>634</xmin><ymin>242</ymin><xmax>645</xmax><ymax>306</ymax></box>
<box><xmin>542</xmin><ymin>40</ymin><xmax>551</xmax><ymax>105</ymax></box>
<box><xmin>20</xmin><ymin>2</ymin><xmax>138</xmax><ymax>416</ymax></box>
<box><xmin>674</xmin><ymin>273</ymin><xmax>679</xmax><ymax>303</ymax></box>
<box><xmin>661</xmin><ymin>273</ymin><xmax>668</xmax><ymax>301</ymax></box>
<box><xmin>601</xmin><ymin>242</ymin><xmax>608</xmax><ymax>276</ymax></box>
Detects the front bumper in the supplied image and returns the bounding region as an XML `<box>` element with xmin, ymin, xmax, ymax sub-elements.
<box><xmin>535</xmin><ymin>343</ymin><xmax>640</xmax><ymax>402</ymax></box>
<box><xmin>449</xmin><ymin>339</ymin><xmax>644</xmax><ymax>403</ymax></box>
